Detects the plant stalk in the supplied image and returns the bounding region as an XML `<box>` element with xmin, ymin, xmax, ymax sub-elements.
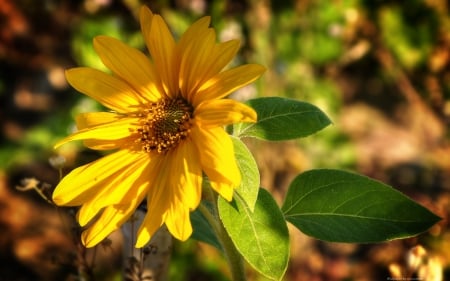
<box><xmin>198</xmin><ymin>198</ymin><xmax>246</xmax><ymax>281</ymax></box>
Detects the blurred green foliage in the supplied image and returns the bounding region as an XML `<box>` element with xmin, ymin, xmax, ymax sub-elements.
<box><xmin>3</xmin><ymin>0</ymin><xmax>449</xmax><ymax>172</ymax></box>
<box><xmin>379</xmin><ymin>4</ymin><xmax>436</xmax><ymax>70</ymax></box>
<box><xmin>169</xmin><ymin>240</ymin><xmax>230</xmax><ymax>281</ymax></box>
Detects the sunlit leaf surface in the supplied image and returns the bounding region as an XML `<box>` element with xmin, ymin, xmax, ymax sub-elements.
<box><xmin>233</xmin><ymin>97</ymin><xmax>331</xmax><ymax>141</ymax></box>
<box><xmin>219</xmin><ymin>189</ymin><xmax>289</xmax><ymax>281</ymax></box>
<box><xmin>282</xmin><ymin>169</ymin><xmax>441</xmax><ymax>243</ymax></box>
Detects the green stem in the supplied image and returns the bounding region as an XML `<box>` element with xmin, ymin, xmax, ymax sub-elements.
<box><xmin>198</xmin><ymin>200</ymin><xmax>246</xmax><ymax>281</ymax></box>
<box><xmin>217</xmin><ymin>219</ymin><xmax>246</xmax><ymax>281</ymax></box>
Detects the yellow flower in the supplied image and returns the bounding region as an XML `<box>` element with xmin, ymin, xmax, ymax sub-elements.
<box><xmin>52</xmin><ymin>6</ymin><xmax>265</xmax><ymax>248</ymax></box>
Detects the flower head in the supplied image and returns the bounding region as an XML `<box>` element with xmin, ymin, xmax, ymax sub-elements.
<box><xmin>52</xmin><ymin>6</ymin><xmax>265</xmax><ymax>247</ymax></box>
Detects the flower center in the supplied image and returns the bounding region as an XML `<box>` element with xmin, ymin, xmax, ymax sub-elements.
<box><xmin>137</xmin><ymin>97</ymin><xmax>193</xmax><ymax>153</ymax></box>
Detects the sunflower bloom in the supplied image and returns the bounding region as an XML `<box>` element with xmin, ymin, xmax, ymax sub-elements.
<box><xmin>52</xmin><ymin>6</ymin><xmax>265</xmax><ymax>248</ymax></box>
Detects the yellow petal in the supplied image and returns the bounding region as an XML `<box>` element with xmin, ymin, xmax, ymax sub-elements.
<box><xmin>135</xmin><ymin>192</ymin><xmax>167</xmax><ymax>247</ymax></box>
<box><xmin>93</xmin><ymin>36</ymin><xmax>162</xmax><ymax>101</ymax></box>
<box><xmin>190</xmin><ymin>126</ymin><xmax>240</xmax><ymax>195</ymax></box>
<box><xmin>168</xmin><ymin>141</ymin><xmax>202</xmax><ymax>209</ymax></box>
<box><xmin>207</xmin><ymin>39</ymin><xmax>241</xmax><ymax>79</ymax></box>
<box><xmin>139</xmin><ymin>6</ymin><xmax>154</xmax><ymax>37</ymax></box>
<box><xmin>76</xmin><ymin>154</ymin><xmax>150</xmax><ymax>226</ymax></box>
<box><xmin>178</xmin><ymin>17</ymin><xmax>215</xmax><ymax>99</ymax></box>
<box><xmin>177</xmin><ymin>16</ymin><xmax>211</xmax><ymax>48</ymax></box>
<box><xmin>135</xmin><ymin>143</ymin><xmax>201</xmax><ymax>245</ymax></box>
<box><xmin>77</xmin><ymin>201</ymin><xmax>100</xmax><ymax>227</ymax></box>
<box><xmin>75</xmin><ymin>112</ymin><xmax>134</xmax><ymax>150</ymax></box>
<box><xmin>145</xmin><ymin>15</ymin><xmax>177</xmax><ymax>97</ymax></box>
<box><xmin>54</xmin><ymin>116</ymin><xmax>137</xmax><ymax>148</ymax></box>
<box><xmin>135</xmin><ymin>154</ymin><xmax>170</xmax><ymax>247</ymax></box>
<box><xmin>66</xmin><ymin>67</ymin><xmax>141</xmax><ymax>112</ymax></box>
<box><xmin>52</xmin><ymin>149</ymin><xmax>141</xmax><ymax>206</ymax></box>
<box><xmin>177</xmin><ymin>18</ymin><xmax>241</xmax><ymax>103</ymax></box>
<box><xmin>165</xmin><ymin>201</ymin><xmax>192</xmax><ymax>241</ymax></box>
<box><xmin>136</xmin><ymin>207</ymin><xmax>164</xmax><ymax>247</ymax></box>
<box><xmin>183</xmin><ymin>39</ymin><xmax>241</xmax><ymax>102</ymax></box>
<box><xmin>193</xmin><ymin>64</ymin><xmax>266</xmax><ymax>106</ymax></box>
<box><xmin>189</xmin><ymin>39</ymin><xmax>240</xmax><ymax>94</ymax></box>
<box><xmin>82</xmin><ymin>139</ymin><xmax>130</xmax><ymax>151</ymax></box>
<box><xmin>194</xmin><ymin>99</ymin><xmax>257</xmax><ymax>127</ymax></box>
<box><xmin>210</xmin><ymin>181</ymin><xmax>234</xmax><ymax>201</ymax></box>
<box><xmin>75</xmin><ymin>112</ymin><xmax>123</xmax><ymax>129</ymax></box>
<box><xmin>81</xmin><ymin>204</ymin><xmax>137</xmax><ymax>247</ymax></box>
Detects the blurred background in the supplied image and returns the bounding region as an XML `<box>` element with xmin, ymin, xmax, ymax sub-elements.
<box><xmin>0</xmin><ymin>0</ymin><xmax>449</xmax><ymax>280</ymax></box>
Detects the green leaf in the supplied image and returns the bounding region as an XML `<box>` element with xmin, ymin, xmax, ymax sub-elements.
<box><xmin>190</xmin><ymin>202</ymin><xmax>222</xmax><ymax>251</ymax></box>
<box><xmin>282</xmin><ymin>169</ymin><xmax>441</xmax><ymax>243</ymax></box>
<box><xmin>232</xmin><ymin>136</ymin><xmax>260</xmax><ymax>212</ymax></box>
<box><xmin>233</xmin><ymin>97</ymin><xmax>331</xmax><ymax>141</ymax></box>
<box><xmin>218</xmin><ymin>189</ymin><xmax>289</xmax><ymax>281</ymax></box>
